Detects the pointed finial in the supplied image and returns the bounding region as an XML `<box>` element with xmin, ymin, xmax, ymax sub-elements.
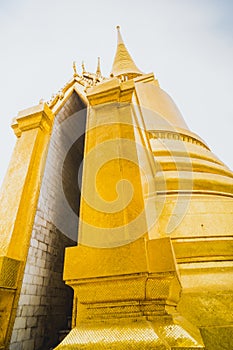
<box><xmin>82</xmin><ymin>61</ymin><xmax>86</xmax><ymax>75</ymax></box>
<box><xmin>96</xmin><ymin>57</ymin><xmax>101</xmax><ymax>77</ymax></box>
<box><xmin>116</xmin><ymin>25</ymin><xmax>123</xmax><ymax>44</ymax></box>
<box><xmin>110</xmin><ymin>26</ymin><xmax>143</xmax><ymax>78</ymax></box>
<box><xmin>73</xmin><ymin>61</ymin><xmax>78</xmax><ymax>77</ymax></box>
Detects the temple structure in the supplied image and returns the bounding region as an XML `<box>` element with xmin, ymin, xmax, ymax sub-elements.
<box><xmin>0</xmin><ymin>27</ymin><xmax>232</xmax><ymax>350</ymax></box>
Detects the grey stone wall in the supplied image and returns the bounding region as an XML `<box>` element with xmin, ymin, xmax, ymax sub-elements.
<box><xmin>10</xmin><ymin>92</ymin><xmax>86</xmax><ymax>349</ymax></box>
<box><xmin>10</xmin><ymin>213</ymin><xmax>74</xmax><ymax>350</ymax></box>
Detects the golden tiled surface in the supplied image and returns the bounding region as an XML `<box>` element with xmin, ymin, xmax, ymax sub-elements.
<box><xmin>58</xmin><ymin>28</ymin><xmax>232</xmax><ymax>349</ymax></box>
<box><xmin>0</xmin><ymin>27</ymin><xmax>232</xmax><ymax>349</ymax></box>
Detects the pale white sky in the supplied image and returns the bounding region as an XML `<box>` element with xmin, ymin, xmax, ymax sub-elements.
<box><xmin>0</xmin><ymin>0</ymin><xmax>233</xmax><ymax>185</ymax></box>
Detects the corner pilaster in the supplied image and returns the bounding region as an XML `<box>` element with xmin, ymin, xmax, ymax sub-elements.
<box><xmin>0</xmin><ymin>103</ymin><xmax>54</xmax><ymax>349</ymax></box>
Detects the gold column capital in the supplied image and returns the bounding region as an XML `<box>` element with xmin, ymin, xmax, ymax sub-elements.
<box><xmin>11</xmin><ymin>102</ymin><xmax>54</xmax><ymax>137</ymax></box>
<box><xmin>86</xmin><ymin>77</ymin><xmax>135</xmax><ymax>106</ymax></box>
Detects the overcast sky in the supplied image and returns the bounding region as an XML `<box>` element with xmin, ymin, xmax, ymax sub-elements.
<box><xmin>0</xmin><ymin>0</ymin><xmax>232</xmax><ymax>185</ymax></box>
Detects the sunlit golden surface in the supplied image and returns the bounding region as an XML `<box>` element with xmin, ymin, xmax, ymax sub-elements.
<box><xmin>0</xmin><ymin>27</ymin><xmax>232</xmax><ymax>349</ymax></box>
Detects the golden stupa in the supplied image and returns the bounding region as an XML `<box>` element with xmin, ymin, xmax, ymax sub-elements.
<box><xmin>55</xmin><ymin>27</ymin><xmax>233</xmax><ymax>349</ymax></box>
<box><xmin>0</xmin><ymin>27</ymin><xmax>232</xmax><ymax>350</ymax></box>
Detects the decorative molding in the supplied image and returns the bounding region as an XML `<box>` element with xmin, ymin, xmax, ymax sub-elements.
<box><xmin>11</xmin><ymin>103</ymin><xmax>54</xmax><ymax>137</ymax></box>
<box><xmin>148</xmin><ymin>130</ymin><xmax>210</xmax><ymax>150</ymax></box>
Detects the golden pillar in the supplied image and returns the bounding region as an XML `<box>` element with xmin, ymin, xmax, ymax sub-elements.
<box><xmin>0</xmin><ymin>103</ymin><xmax>54</xmax><ymax>349</ymax></box>
<box><xmin>55</xmin><ymin>59</ymin><xmax>204</xmax><ymax>347</ymax></box>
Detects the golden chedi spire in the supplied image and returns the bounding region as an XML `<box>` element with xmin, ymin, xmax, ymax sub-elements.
<box><xmin>110</xmin><ymin>26</ymin><xmax>142</xmax><ymax>79</ymax></box>
<box><xmin>72</xmin><ymin>61</ymin><xmax>78</xmax><ymax>77</ymax></box>
<box><xmin>96</xmin><ymin>56</ymin><xmax>102</xmax><ymax>77</ymax></box>
<box><xmin>81</xmin><ymin>60</ymin><xmax>86</xmax><ymax>75</ymax></box>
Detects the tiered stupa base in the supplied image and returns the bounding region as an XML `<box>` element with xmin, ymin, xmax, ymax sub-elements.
<box><xmin>56</xmin><ymin>315</ymin><xmax>204</xmax><ymax>349</ymax></box>
<box><xmin>55</xmin><ymin>238</ymin><xmax>204</xmax><ymax>349</ymax></box>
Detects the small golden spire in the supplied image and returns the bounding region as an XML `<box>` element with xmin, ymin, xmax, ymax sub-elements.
<box><xmin>73</xmin><ymin>61</ymin><xmax>78</xmax><ymax>77</ymax></box>
<box><xmin>110</xmin><ymin>26</ymin><xmax>142</xmax><ymax>78</ymax></box>
<box><xmin>82</xmin><ymin>61</ymin><xmax>86</xmax><ymax>75</ymax></box>
<box><xmin>96</xmin><ymin>57</ymin><xmax>101</xmax><ymax>77</ymax></box>
<box><xmin>116</xmin><ymin>25</ymin><xmax>123</xmax><ymax>44</ymax></box>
